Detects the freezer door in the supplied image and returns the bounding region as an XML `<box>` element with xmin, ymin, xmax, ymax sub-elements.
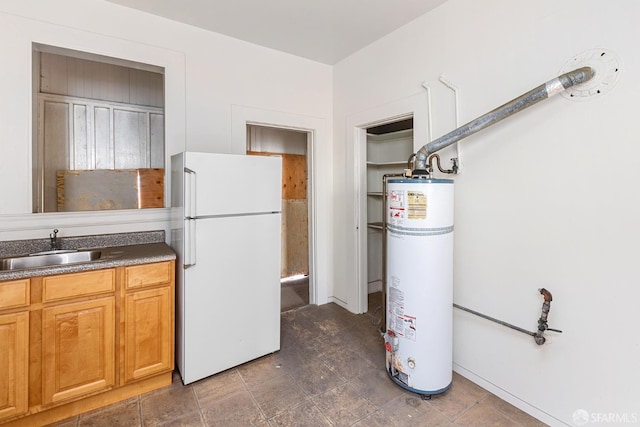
<box><xmin>178</xmin><ymin>213</ymin><xmax>281</xmax><ymax>384</ymax></box>
<box><xmin>184</xmin><ymin>152</ymin><xmax>282</xmax><ymax>217</ymax></box>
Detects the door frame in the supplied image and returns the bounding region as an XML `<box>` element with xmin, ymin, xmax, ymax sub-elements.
<box><xmin>231</xmin><ymin>106</ymin><xmax>330</xmax><ymax>306</ymax></box>
<box><xmin>346</xmin><ymin>92</ymin><xmax>428</xmax><ymax>313</ymax></box>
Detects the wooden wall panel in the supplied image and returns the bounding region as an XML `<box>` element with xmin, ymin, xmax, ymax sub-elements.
<box><xmin>40</xmin><ymin>53</ymin><xmax>163</xmax><ymax>108</ymax></box>
<box><xmin>57</xmin><ymin>169</ymin><xmax>164</xmax><ymax>211</ymax></box>
<box><xmin>248</xmin><ymin>151</ymin><xmax>309</xmax><ymax>278</ymax></box>
<box><xmin>281</xmin><ymin>154</ymin><xmax>306</xmax><ymax>199</ymax></box>
<box><xmin>281</xmin><ymin>200</ymin><xmax>309</xmax><ymax>277</ymax></box>
<box><xmin>43</xmin><ymin>100</ymin><xmax>69</xmax><ymax>213</ymax></box>
<box><xmin>247</xmin><ymin>152</ymin><xmax>307</xmax><ymax>200</ymax></box>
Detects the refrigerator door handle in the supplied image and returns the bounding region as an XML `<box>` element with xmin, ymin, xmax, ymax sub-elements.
<box><xmin>184</xmin><ymin>218</ymin><xmax>196</xmax><ymax>268</ymax></box>
<box><xmin>184</xmin><ymin>167</ymin><xmax>196</xmax><ymax>218</ymax></box>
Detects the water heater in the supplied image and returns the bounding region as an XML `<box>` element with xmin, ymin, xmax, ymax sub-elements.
<box><xmin>384</xmin><ymin>178</ymin><xmax>454</xmax><ymax>396</ymax></box>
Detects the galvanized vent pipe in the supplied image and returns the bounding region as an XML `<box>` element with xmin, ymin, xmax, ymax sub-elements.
<box><xmin>414</xmin><ymin>66</ymin><xmax>595</xmax><ymax>172</ymax></box>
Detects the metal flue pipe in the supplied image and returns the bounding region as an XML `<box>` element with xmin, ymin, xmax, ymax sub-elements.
<box><xmin>414</xmin><ymin>66</ymin><xmax>595</xmax><ymax>171</ymax></box>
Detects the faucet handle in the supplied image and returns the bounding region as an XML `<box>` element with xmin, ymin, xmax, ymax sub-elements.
<box><xmin>49</xmin><ymin>229</ymin><xmax>59</xmax><ymax>250</ymax></box>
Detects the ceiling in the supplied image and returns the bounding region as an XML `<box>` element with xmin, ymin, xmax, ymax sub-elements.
<box><xmin>105</xmin><ymin>0</ymin><xmax>447</xmax><ymax>65</ymax></box>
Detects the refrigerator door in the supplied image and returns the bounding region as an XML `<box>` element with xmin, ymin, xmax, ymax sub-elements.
<box><xmin>184</xmin><ymin>152</ymin><xmax>281</xmax><ymax>218</ymax></box>
<box><xmin>179</xmin><ymin>213</ymin><xmax>281</xmax><ymax>384</ymax></box>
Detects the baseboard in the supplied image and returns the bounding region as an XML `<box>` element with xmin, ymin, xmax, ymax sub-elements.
<box><xmin>368</xmin><ymin>280</ymin><xmax>382</xmax><ymax>294</ymax></box>
<box><xmin>3</xmin><ymin>372</ymin><xmax>172</xmax><ymax>427</ymax></box>
<box><xmin>327</xmin><ymin>295</ymin><xmax>348</xmax><ymax>310</ymax></box>
<box><xmin>453</xmin><ymin>363</ymin><xmax>565</xmax><ymax>426</ymax></box>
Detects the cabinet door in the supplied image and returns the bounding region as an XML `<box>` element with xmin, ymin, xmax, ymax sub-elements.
<box><xmin>124</xmin><ymin>287</ymin><xmax>173</xmax><ymax>382</ymax></box>
<box><xmin>42</xmin><ymin>297</ymin><xmax>115</xmax><ymax>405</ymax></box>
<box><xmin>0</xmin><ymin>312</ymin><xmax>29</xmax><ymax>421</ymax></box>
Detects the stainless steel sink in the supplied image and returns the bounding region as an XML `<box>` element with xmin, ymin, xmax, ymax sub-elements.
<box><xmin>0</xmin><ymin>250</ymin><xmax>102</xmax><ymax>271</ymax></box>
<box><xmin>28</xmin><ymin>249</ymin><xmax>80</xmax><ymax>256</ymax></box>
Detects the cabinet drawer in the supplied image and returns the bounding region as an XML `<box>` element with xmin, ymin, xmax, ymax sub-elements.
<box><xmin>0</xmin><ymin>279</ymin><xmax>30</xmax><ymax>309</ymax></box>
<box><xmin>43</xmin><ymin>269</ymin><xmax>115</xmax><ymax>302</ymax></box>
<box><xmin>125</xmin><ymin>261</ymin><xmax>172</xmax><ymax>290</ymax></box>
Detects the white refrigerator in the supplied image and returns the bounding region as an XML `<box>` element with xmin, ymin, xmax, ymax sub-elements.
<box><xmin>171</xmin><ymin>152</ymin><xmax>282</xmax><ymax>385</ymax></box>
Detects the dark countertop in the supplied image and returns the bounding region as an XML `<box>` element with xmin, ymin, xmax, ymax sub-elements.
<box><xmin>0</xmin><ymin>231</ymin><xmax>176</xmax><ymax>281</ymax></box>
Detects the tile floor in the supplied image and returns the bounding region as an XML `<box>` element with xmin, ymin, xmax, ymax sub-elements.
<box><xmin>280</xmin><ymin>276</ymin><xmax>309</xmax><ymax>312</ymax></box>
<box><xmin>49</xmin><ymin>293</ymin><xmax>546</xmax><ymax>426</ymax></box>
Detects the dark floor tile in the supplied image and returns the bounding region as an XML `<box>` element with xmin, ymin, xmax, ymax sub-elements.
<box><xmin>192</xmin><ymin>369</ymin><xmax>245</xmax><ymax>406</ymax></box>
<box><xmin>78</xmin><ymin>397</ymin><xmax>140</xmax><ymax>427</ymax></box>
<box><xmin>284</xmin><ymin>312</ymin><xmax>327</xmax><ymax>342</ymax></box>
<box><xmin>380</xmin><ymin>394</ymin><xmax>450</xmax><ymax>427</ymax></box>
<box><xmin>308</xmin><ymin>302</ymin><xmax>361</xmax><ymax>328</ymax></box>
<box><xmin>286</xmin><ymin>356</ymin><xmax>348</xmax><ymax>396</ymax></box>
<box><xmin>312</xmin><ymin>383</ymin><xmax>378</xmax><ymax>427</ymax></box>
<box><xmin>453</xmin><ymin>399</ymin><xmax>520</xmax><ymax>427</ymax></box>
<box><xmin>157</xmin><ymin>411</ymin><xmax>205</xmax><ymax>427</ymax></box>
<box><xmin>483</xmin><ymin>395</ymin><xmax>547</xmax><ymax>426</ymax></box>
<box><xmin>281</xmin><ymin>278</ymin><xmax>309</xmax><ymax>312</ymax></box>
<box><xmin>279</xmin><ymin>323</ymin><xmax>316</xmax><ymax>358</ymax></box>
<box><xmin>268</xmin><ymin>400</ymin><xmax>332</xmax><ymax>427</ymax></box>
<box><xmin>140</xmin><ymin>382</ymin><xmax>199</xmax><ymax>427</ymax></box>
<box><xmin>200</xmin><ymin>389</ymin><xmax>265</xmax><ymax>426</ymax></box>
<box><xmin>170</xmin><ymin>370</ymin><xmax>185</xmax><ymax>386</ymax></box>
<box><xmin>236</xmin><ymin>354</ymin><xmax>290</xmax><ymax>389</ymax></box>
<box><xmin>351</xmin><ymin>410</ymin><xmax>394</xmax><ymax>427</ymax></box>
<box><xmin>272</xmin><ymin>341</ymin><xmax>308</xmax><ymax>369</ymax></box>
<box><xmin>248</xmin><ymin>373</ymin><xmax>307</xmax><ymax>418</ymax></box>
<box><xmin>350</xmin><ymin>367</ymin><xmax>408</xmax><ymax>407</ymax></box>
<box><xmin>45</xmin><ymin>416</ymin><xmax>79</xmax><ymax>427</ymax></box>
<box><xmin>427</xmin><ymin>372</ymin><xmax>489</xmax><ymax>420</ymax></box>
<box><xmin>346</xmin><ymin>326</ymin><xmax>386</xmax><ymax>367</ymax></box>
<box><xmin>319</xmin><ymin>345</ymin><xmax>377</xmax><ymax>381</ymax></box>
<box><xmin>321</xmin><ymin>320</ymin><xmax>371</xmax><ymax>348</ymax></box>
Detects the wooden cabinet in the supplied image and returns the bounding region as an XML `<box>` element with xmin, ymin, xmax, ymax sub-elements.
<box><xmin>122</xmin><ymin>262</ymin><xmax>174</xmax><ymax>383</ymax></box>
<box><xmin>41</xmin><ymin>270</ymin><xmax>116</xmax><ymax>405</ymax></box>
<box><xmin>0</xmin><ymin>312</ymin><xmax>29</xmax><ymax>420</ymax></box>
<box><xmin>0</xmin><ymin>258</ymin><xmax>174</xmax><ymax>426</ymax></box>
<box><xmin>0</xmin><ymin>279</ymin><xmax>30</xmax><ymax>422</ymax></box>
<box><xmin>42</xmin><ymin>297</ymin><xmax>115</xmax><ymax>405</ymax></box>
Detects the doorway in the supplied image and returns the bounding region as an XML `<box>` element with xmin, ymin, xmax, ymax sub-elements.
<box><xmin>246</xmin><ymin>125</ymin><xmax>311</xmax><ymax>312</ymax></box>
<box><xmin>364</xmin><ymin>117</ymin><xmax>414</xmax><ymax>296</ymax></box>
<box><xmin>348</xmin><ymin>92</ymin><xmax>428</xmax><ymax>313</ymax></box>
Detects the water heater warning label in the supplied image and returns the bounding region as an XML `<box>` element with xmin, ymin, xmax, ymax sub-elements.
<box><xmin>407</xmin><ymin>191</ymin><xmax>426</xmax><ymax>219</ymax></box>
<box><xmin>388</xmin><ymin>190</ymin><xmax>405</xmax><ymax>225</ymax></box>
<box><xmin>389</xmin><ymin>277</ymin><xmax>417</xmax><ymax>341</ymax></box>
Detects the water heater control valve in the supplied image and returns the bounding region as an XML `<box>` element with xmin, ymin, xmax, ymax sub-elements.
<box><xmin>407</xmin><ymin>358</ymin><xmax>416</xmax><ymax>369</ymax></box>
<box><xmin>384</xmin><ymin>331</ymin><xmax>399</xmax><ymax>352</ymax></box>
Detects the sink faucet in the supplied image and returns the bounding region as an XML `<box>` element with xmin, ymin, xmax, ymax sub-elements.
<box><xmin>50</xmin><ymin>229</ymin><xmax>59</xmax><ymax>251</ymax></box>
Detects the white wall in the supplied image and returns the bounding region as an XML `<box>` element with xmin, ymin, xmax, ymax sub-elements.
<box><xmin>247</xmin><ymin>125</ymin><xmax>307</xmax><ymax>155</ymax></box>
<box><xmin>333</xmin><ymin>0</ymin><xmax>639</xmax><ymax>425</ymax></box>
<box><xmin>0</xmin><ymin>0</ymin><xmax>332</xmax><ymax>303</ymax></box>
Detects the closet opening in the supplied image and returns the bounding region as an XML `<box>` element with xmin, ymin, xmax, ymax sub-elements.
<box><xmin>363</xmin><ymin>117</ymin><xmax>414</xmax><ymax>312</ymax></box>
<box><xmin>246</xmin><ymin>125</ymin><xmax>311</xmax><ymax>312</ymax></box>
